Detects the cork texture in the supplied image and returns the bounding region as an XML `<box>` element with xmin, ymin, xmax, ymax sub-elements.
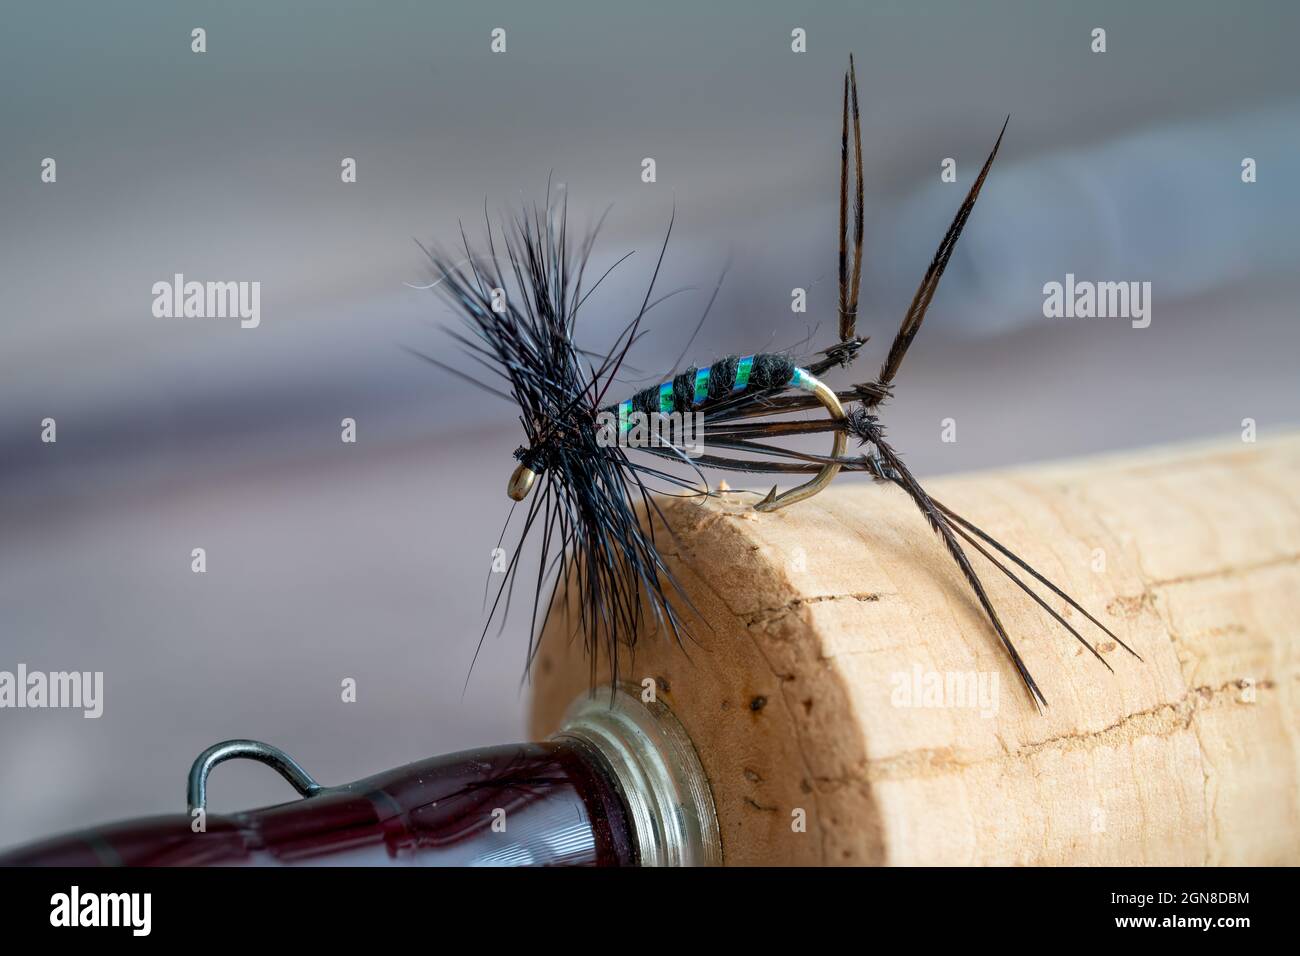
<box><xmin>528</xmin><ymin>435</ymin><xmax>1300</xmax><ymax>865</ymax></box>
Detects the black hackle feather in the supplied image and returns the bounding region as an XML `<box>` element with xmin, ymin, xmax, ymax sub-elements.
<box><xmin>424</xmin><ymin>192</ymin><xmax>695</xmax><ymax>690</ymax></box>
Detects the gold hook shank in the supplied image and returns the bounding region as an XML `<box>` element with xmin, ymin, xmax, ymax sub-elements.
<box><xmin>754</xmin><ymin>370</ymin><xmax>847</xmax><ymax>513</ymax></box>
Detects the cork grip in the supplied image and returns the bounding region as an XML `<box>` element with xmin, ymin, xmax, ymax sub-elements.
<box><xmin>528</xmin><ymin>435</ymin><xmax>1300</xmax><ymax>865</ymax></box>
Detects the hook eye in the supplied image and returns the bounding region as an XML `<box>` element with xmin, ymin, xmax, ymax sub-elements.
<box><xmin>508</xmin><ymin>463</ymin><xmax>537</xmax><ymax>501</ymax></box>
<box><xmin>753</xmin><ymin>370</ymin><xmax>847</xmax><ymax>513</ymax></box>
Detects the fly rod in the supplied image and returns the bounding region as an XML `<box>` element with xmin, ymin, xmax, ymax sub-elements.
<box><xmin>0</xmin><ymin>686</ymin><xmax>720</xmax><ymax>867</ymax></box>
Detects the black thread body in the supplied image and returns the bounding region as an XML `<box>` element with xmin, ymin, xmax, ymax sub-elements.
<box><xmin>622</xmin><ymin>353</ymin><xmax>796</xmax><ymax>417</ymax></box>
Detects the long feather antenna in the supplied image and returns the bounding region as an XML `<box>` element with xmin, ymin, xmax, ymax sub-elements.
<box><xmin>859</xmin><ymin>422</ymin><xmax>1048</xmax><ymax>710</ymax></box>
<box><xmin>930</xmin><ymin>498</ymin><xmax>1143</xmax><ymax>661</ymax></box>
<box><xmin>878</xmin><ymin>116</ymin><xmax>1008</xmax><ymax>388</ymax></box>
<box><xmin>838</xmin><ymin>55</ymin><xmax>865</xmax><ymax>343</ymax></box>
<box><xmin>943</xmin><ymin>513</ymin><xmax>1113</xmax><ymax>672</ymax></box>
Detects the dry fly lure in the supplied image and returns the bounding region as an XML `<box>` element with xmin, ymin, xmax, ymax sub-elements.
<box><xmin>422</xmin><ymin>57</ymin><xmax>1141</xmax><ymax>710</ymax></box>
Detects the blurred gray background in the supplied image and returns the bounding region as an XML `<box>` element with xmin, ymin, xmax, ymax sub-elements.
<box><xmin>1</xmin><ymin>0</ymin><xmax>1297</xmax><ymax>848</ymax></box>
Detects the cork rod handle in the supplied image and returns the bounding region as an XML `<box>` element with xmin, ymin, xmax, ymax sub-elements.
<box><xmin>529</xmin><ymin>435</ymin><xmax>1300</xmax><ymax>865</ymax></box>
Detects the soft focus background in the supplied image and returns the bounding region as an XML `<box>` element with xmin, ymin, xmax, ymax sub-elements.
<box><xmin>1</xmin><ymin>0</ymin><xmax>1297</xmax><ymax>848</ymax></box>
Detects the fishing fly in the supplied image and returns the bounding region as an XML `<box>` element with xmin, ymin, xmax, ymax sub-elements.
<box><xmin>422</xmin><ymin>56</ymin><xmax>1141</xmax><ymax>710</ymax></box>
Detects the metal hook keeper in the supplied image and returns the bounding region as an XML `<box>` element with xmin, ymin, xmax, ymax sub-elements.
<box><xmin>182</xmin><ymin>694</ymin><xmax>721</xmax><ymax>867</ymax></box>
<box><xmin>187</xmin><ymin>739</ymin><xmax>322</xmax><ymax>814</ymax></box>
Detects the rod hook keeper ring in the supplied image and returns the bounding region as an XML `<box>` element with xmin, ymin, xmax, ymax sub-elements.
<box><xmin>753</xmin><ymin>372</ymin><xmax>848</xmax><ymax>512</ymax></box>
<box><xmin>187</xmin><ymin>738</ymin><xmax>322</xmax><ymax>814</ymax></box>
